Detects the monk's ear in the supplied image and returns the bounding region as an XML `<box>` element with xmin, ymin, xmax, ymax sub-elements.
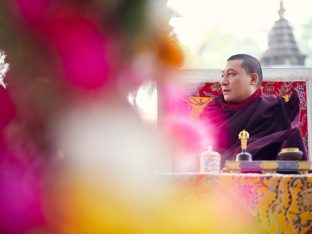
<box><xmin>250</xmin><ymin>73</ymin><xmax>259</xmax><ymax>86</ymax></box>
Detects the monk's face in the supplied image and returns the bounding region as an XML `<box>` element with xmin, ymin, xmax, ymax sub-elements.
<box><xmin>221</xmin><ymin>59</ymin><xmax>254</xmax><ymax>103</ymax></box>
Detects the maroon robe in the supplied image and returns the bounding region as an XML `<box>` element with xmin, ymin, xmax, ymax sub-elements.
<box><xmin>200</xmin><ymin>88</ymin><xmax>307</xmax><ymax>164</ymax></box>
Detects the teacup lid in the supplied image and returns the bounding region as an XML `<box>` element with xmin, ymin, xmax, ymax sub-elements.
<box><xmin>280</xmin><ymin>147</ymin><xmax>300</xmax><ymax>153</ymax></box>
<box><xmin>200</xmin><ymin>146</ymin><xmax>220</xmax><ymax>157</ymax></box>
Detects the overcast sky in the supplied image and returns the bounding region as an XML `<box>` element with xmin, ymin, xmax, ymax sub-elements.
<box><xmin>168</xmin><ymin>0</ymin><xmax>312</xmax><ymax>66</ymax></box>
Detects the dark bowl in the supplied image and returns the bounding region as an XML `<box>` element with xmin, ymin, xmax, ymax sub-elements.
<box><xmin>277</xmin><ymin>148</ymin><xmax>303</xmax><ymax>161</ymax></box>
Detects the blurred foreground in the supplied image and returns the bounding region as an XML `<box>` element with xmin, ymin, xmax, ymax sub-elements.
<box><xmin>0</xmin><ymin>1</ymin><xmax>265</xmax><ymax>233</ymax></box>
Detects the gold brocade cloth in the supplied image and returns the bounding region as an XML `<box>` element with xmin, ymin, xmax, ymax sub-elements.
<box><xmin>166</xmin><ymin>173</ymin><xmax>312</xmax><ymax>234</ymax></box>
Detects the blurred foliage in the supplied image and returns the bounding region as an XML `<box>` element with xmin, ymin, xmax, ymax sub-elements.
<box><xmin>179</xmin><ymin>24</ymin><xmax>262</xmax><ymax>69</ymax></box>
<box><xmin>299</xmin><ymin>19</ymin><xmax>312</xmax><ymax>67</ymax></box>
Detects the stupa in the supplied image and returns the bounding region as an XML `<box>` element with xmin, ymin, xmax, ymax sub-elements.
<box><xmin>260</xmin><ymin>0</ymin><xmax>306</xmax><ymax>67</ymax></box>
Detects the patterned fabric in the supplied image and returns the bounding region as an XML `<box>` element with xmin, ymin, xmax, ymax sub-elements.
<box><xmin>167</xmin><ymin>173</ymin><xmax>312</xmax><ymax>234</ymax></box>
<box><xmin>184</xmin><ymin>81</ymin><xmax>308</xmax><ymax>153</ymax></box>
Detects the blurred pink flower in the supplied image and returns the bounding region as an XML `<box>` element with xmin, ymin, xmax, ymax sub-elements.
<box><xmin>46</xmin><ymin>5</ymin><xmax>111</xmax><ymax>90</ymax></box>
<box><xmin>0</xmin><ymin>87</ymin><xmax>15</xmax><ymax>134</ymax></box>
<box><xmin>0</xmin><ymin>157</ymin><xmax>44</xmax><ymax>234</ymax></box>
<box><xmin>14</xmin><ymin>1</ymin><xmax>112</xmax><ymax>90</ymax></box>
<box><xmin>15</xmin><ymin>0</ymin><xmax>51</xmax><ymax>26</ymax></box>
<box><xmin>159</xmin><ymin>83</ymin><xmax>217</xmax><ymax>171</ymax></box>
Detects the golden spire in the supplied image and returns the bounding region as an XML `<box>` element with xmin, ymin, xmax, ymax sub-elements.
<box><xmin>238</xmin><ymin>130</ymin><xmax>249</xmax><ymax>151</ymax></box>
<box><xmin>278</xmin><ymin>0</ymin><xmax>286</xmax><ymax>18</ymax></box>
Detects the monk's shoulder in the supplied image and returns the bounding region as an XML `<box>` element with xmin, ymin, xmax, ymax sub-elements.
<box><xmin>259</xmin><ymin>92</ymin><xmax>300</xmax><ymax>111</ymax></box>
<box><xmin>258</xmin><ymin>93</ymin><xmax>280</xmax><ymax>105</ymax></box>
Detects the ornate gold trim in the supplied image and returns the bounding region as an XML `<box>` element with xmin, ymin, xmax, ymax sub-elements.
<box><xmin>298</xmin><ymin>161</ymin><xmax>312</xmax><ymax>170</ymax></box>
<box><xmin>280</xmin><ymin>147</ymin><xmax>300</xmax><ymax>153</ymax></box>
<box><xmin>282</xmin><ymin>94</ymin><xmax>289</xmax><ymax>102</ymax></box>
<box><xmin>260</xmin><ymin>162</ymin><xmax>279</xmax><ymax>169</ymax></box>
<box><xmin>224</xmin><ymin>161</ymin><xmax>240</xmax><ymax>170</ymax></box>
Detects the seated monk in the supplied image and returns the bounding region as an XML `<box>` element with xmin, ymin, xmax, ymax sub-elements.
<box><xmin>200</xmin><ymin>54</ymin><xmax>307</xmax><ymax>165</ymax></box>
